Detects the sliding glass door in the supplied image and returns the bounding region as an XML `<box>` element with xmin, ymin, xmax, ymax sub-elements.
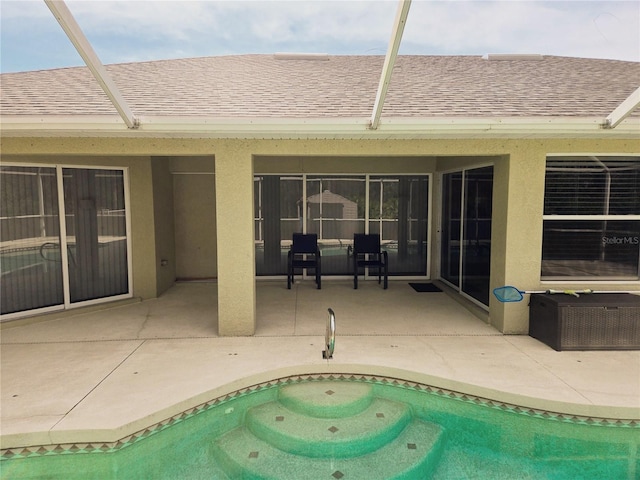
<box><xmin>440</xmin><ymin>166</ymin><xmax>493</xmax><ymax>306</ymax></box>
<box><xmin>254</xmin><ymin>174</ymin><xmax>430</xmax><ymax>278</ymax></box>
<box><xmin>440</xmin><ymin>172</ymin><xmax>462</xmax><ymax>287</ymax></box>
<box><xmin>1</xmin><ymin>166</ymin><xmax>63</xmax><ymax>314</ymax></box>
<box><xmin>1</xmin><ymin>165</ymin><xmax>130</xmax><ymax>317</ymax></box>
<box><xmin>63</xmin><ymin>168</ymin><xmax>129</xmax><ymax>303</ymax></box>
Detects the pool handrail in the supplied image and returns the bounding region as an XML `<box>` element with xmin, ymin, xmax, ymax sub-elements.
<box><xmin>323</xmin><ymin>308</ymin><xmax>336</xmax><ymax>359</ymax></box>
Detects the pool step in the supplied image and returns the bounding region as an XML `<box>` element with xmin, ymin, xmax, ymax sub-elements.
<box><xmin>214</xmin><ymin>418</ymin><xmax>444</xmax><ymax>480</ymax></box>
<box><xmin>278</xmin><ymin>381</ymin><xmax>374</xmax><ymax>418</ymax></box>
<box><xmin>246</xmin><ymin>397</ymin><xmax>411</xmax><ymax>458</ymax></box>
<box><xmin>212</xmin><ymin>381</ymin><xmax>446</xmax><ymax>479</ymax></box>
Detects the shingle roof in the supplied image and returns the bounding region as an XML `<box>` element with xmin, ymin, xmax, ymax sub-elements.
<box><xmin>1</xmin><ymin>54</ymin><xmax>638</xmax><ymax>119</ymax></box>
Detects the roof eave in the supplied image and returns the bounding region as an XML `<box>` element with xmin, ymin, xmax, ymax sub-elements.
<box><xmin>1</xmin><ymin>115</ymin><xmax>639</xmax><ymax>140</ymax></box>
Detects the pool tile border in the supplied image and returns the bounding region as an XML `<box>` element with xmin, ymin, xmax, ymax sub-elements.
<box><xmin>2</xmin><ymin>373</ymin><xmax>638</xmax><ymax>460</ymax></box>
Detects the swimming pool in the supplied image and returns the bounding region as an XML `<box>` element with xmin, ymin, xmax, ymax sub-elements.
<box><xmin>2</xmin><ymin>374</ymin><xmax>637</xmax><ymax>479</ymax></box>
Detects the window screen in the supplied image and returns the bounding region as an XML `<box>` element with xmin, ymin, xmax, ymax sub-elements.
<box><xmin>1</xmin><ymin>165</ymin><xmax>130</xmax><ymax>317</ymax></box>
<box><xmin>0</xmin><ymin>166</ymin><xmax>63</xmax><ymax>314</ymax></box>
<box><xmin>541</xmin><ymin>156</ymin><xmax>640</xmax><ymax>279</ymax></box>
<box><xmin>254</xmin><ymin>174</ymin><xmax>430</xmax><ymax>277</ymax></box>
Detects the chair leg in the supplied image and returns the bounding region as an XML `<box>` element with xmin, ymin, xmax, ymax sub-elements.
<box><xmin>353</xmin><ymin>258</ymin><xmax>358</xmax><ymax>289</ymax></box>
<box><xmin>383</xmin><ymin>263</ymin><xmax>388</xmax><ymax>289</ymax></box>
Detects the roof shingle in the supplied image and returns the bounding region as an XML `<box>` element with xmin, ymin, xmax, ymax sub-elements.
<box><xmin>1</xmin><ymin>54</ymin><xmax>638</xmax><ymax>119</ymax></box>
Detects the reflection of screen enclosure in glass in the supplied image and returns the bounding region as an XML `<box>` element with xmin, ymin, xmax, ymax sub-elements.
<box><xmin>1</xmin><ymin>166</ymin><xmax>130</xmax><ymax>315</ymax></box>
<box><xmin>254</xmin><ymin>175</ymin><xmax>429</xmax><ymax>277</ymax></box>
<box><xmin>62</xmin><ymin>169</ymin><xmax>129</xmax><ymax>302</ymax></box>
<box><xmin>542</xmin><ymin>157</ymin><xmax>640</xmax><ymax>280</ymax></box>
<box><xmin>1</xmin><ymin>166</ymin><xmax>63</xmax><ymax>314</ymax></box>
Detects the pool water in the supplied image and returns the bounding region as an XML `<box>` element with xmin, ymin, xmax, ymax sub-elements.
<box><xmin>2</xmin><ymin>377</ymin><xmax>638</xmax><ymax>479</ymax></box>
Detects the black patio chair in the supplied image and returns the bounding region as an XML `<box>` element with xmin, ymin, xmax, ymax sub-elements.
<box><xmin>352</xmin><ymin>233</ymin><xmax>388</xmax><ymax>289</ymax></box>
<box><xmin>287</xmin><ymin>233</ymin><xmax>321</xmax><ymax>289</ymax></box>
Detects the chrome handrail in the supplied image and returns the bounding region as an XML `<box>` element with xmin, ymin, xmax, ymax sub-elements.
<box><xmin>323</xmin><ymin>308</ymin><xmax>336</xmax><ymax>359</ymax></box>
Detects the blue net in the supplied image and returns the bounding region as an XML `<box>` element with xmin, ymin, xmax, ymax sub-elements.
<box><xmin>493</xmin><ymin>286</ymin><xmax>524</xmax><ymax>302</ymax></box>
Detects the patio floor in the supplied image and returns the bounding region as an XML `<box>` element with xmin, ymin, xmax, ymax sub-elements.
<box><xmin>1</xmin><ymin>280</ymin><xmax>639</xmax><ymax>450</ymax></box>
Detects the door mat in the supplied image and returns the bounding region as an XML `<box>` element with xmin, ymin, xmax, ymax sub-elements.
<box><xmin>409</xmin><ymin>283</ymin><xmax>443</xmax><ymax>293</ymax></box>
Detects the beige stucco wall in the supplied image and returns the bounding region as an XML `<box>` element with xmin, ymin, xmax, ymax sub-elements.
<box><xmin>215</xmin><ymin>146</ymin><xmax>256</xmax><ymax>335</ymax></box>
<box><xmin>173</xmin><ymin>175</ymin><xmax>217</xmax><ymax>279</ymax></box>
<box><xmin>170</xmin><ymin>156</ymin><xmax>217</xmax><ymax>279</ymax></box>
<box><xmin>489</xmin><ymin>151</ymin><xmax>548</xmax><ymax>333</ymax></box>
<box><xmin>254</xmin><ymin>155</ymin><xmax>437</xmax><ymax>174</ymax></box>
<box><xmin>151</xmin><ymin>157</ymin><xmax>177</xmax><ymax>295</ymax></box>
<box><xmin>2</xmin><ymin>137</ymin><xmax>638</xmax><ymax>334</ymax></box>
<box><xmin>130</xmin><ymin>158</ymin><xmax>161</xmax><ymax>300</ymax></box>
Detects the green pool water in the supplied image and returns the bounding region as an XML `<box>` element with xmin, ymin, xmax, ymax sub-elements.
<box><xmin>2</xmin><ymin>377</ymin><xmax>638</xmax><ymax>479</ymax></box>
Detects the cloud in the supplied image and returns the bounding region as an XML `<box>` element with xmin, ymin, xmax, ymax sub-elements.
<box><xmin>402</xmin><ymin>1</ymin><xmax>639</xmax><ymax>60</ymax></box>
<box><xmin>64</xmin><ymin>1</ymin><xmax>399</xmax><ymax>58</ymax></box>
<box><xmin>1</xmin><ymin>0</ymin><xmax>637</xmax><ymax>73</ymax></box>
<box><xmin>0</xmin><ymin>0</ymin><xmax>52</xmax><ymax>19</ymax></box>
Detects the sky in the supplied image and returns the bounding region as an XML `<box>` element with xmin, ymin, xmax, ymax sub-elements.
<box><xmin>1</xmin><ymin>0</ymin><xmax>638</xmax><ymax>73</ymax></box>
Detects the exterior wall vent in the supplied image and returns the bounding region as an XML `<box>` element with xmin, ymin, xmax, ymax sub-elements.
<box><xmin>483</xmin><ymin>54</ymin><xmax>544</xmax><ymax>61</ymax></box>
<box><xmin>274</xmin><ymin>52</ymin><xmax>329</xmax><ymax>61</ymax></box>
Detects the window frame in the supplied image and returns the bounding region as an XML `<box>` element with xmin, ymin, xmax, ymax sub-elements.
<box><xmin>541</xmin><ymin>155</ymin><xmax>640</xmax><ymax>281</ymax></box>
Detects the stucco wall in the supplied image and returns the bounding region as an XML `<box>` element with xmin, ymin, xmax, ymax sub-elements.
<box><xmin>151</xmin><ymin>157</ymin><xmax>177</xmax><ymax>295</ymax></box>
<box><xmin>489</xmin><ymin>151</ymin><xmax>548</xmax><ymax>333</ymax></box>
<box><xmin>170</xmin><ymin>156</ymin><xmax>217</xmax><ymax>279</ymax></box>
<box><xmin>215</xmin><ymin>146</ymin><xmax>256</xmax><ymax>335</ymax></box>
<box><xmin>2</xmin><ymin>137</ymin><xmax>638</xmax><ymax>334</ymax></box>
<box><xmin>254</xmin><ymin>155</ymin><xmax>437</xmax><ymax>174</ymax></box>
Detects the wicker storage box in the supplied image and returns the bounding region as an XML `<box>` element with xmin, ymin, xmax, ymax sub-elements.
<box><xmin>529</xmin><ymin>293</ymin><xmax>640</xmax><ymax>351</ymax></box>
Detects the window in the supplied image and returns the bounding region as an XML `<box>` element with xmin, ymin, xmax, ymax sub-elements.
<box><xmin>541</xmin><ymin>156</ymin><xmax>640</xmax><ymax>280</ymax></box>
<box><xmin>1</xmin><ymin>165</ymin><xmax>131</xmax><ymax>317</ymax></box>
<box><xmin>254</xmin><ymin>175</ymin><xmax>304</xmax><ymax>275</ymax></box>
<box><xmin>369</xmin><ymin>176</ymin><xmax>429</xmax><ymax>275</ymax></box>
<box><xmin>254</xmin><ymin>174</ymin><xmax>430</xmax><ymax>277</ymax></box>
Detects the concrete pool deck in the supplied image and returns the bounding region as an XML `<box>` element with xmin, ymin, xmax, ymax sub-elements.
<box><xmin>2</xmin><ymin>281</ymin><xmax>639</xmax><ymax>450</ymax></box>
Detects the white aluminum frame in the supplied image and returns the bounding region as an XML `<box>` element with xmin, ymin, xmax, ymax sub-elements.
<box><xmin>369</xmin><ymin>0</ymin><xmax>412</xmax><ymax>130</ymax></box>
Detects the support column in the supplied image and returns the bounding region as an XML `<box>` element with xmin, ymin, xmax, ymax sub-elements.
<box><xmin>215</xmin><ymin>147</ymin><xmax>256</xmax><ymax>336</ymax></box>
<box><xmin>490</xmin><ymin>149</ymin><xmax>546</xmax><ymax>333</ymax></box>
